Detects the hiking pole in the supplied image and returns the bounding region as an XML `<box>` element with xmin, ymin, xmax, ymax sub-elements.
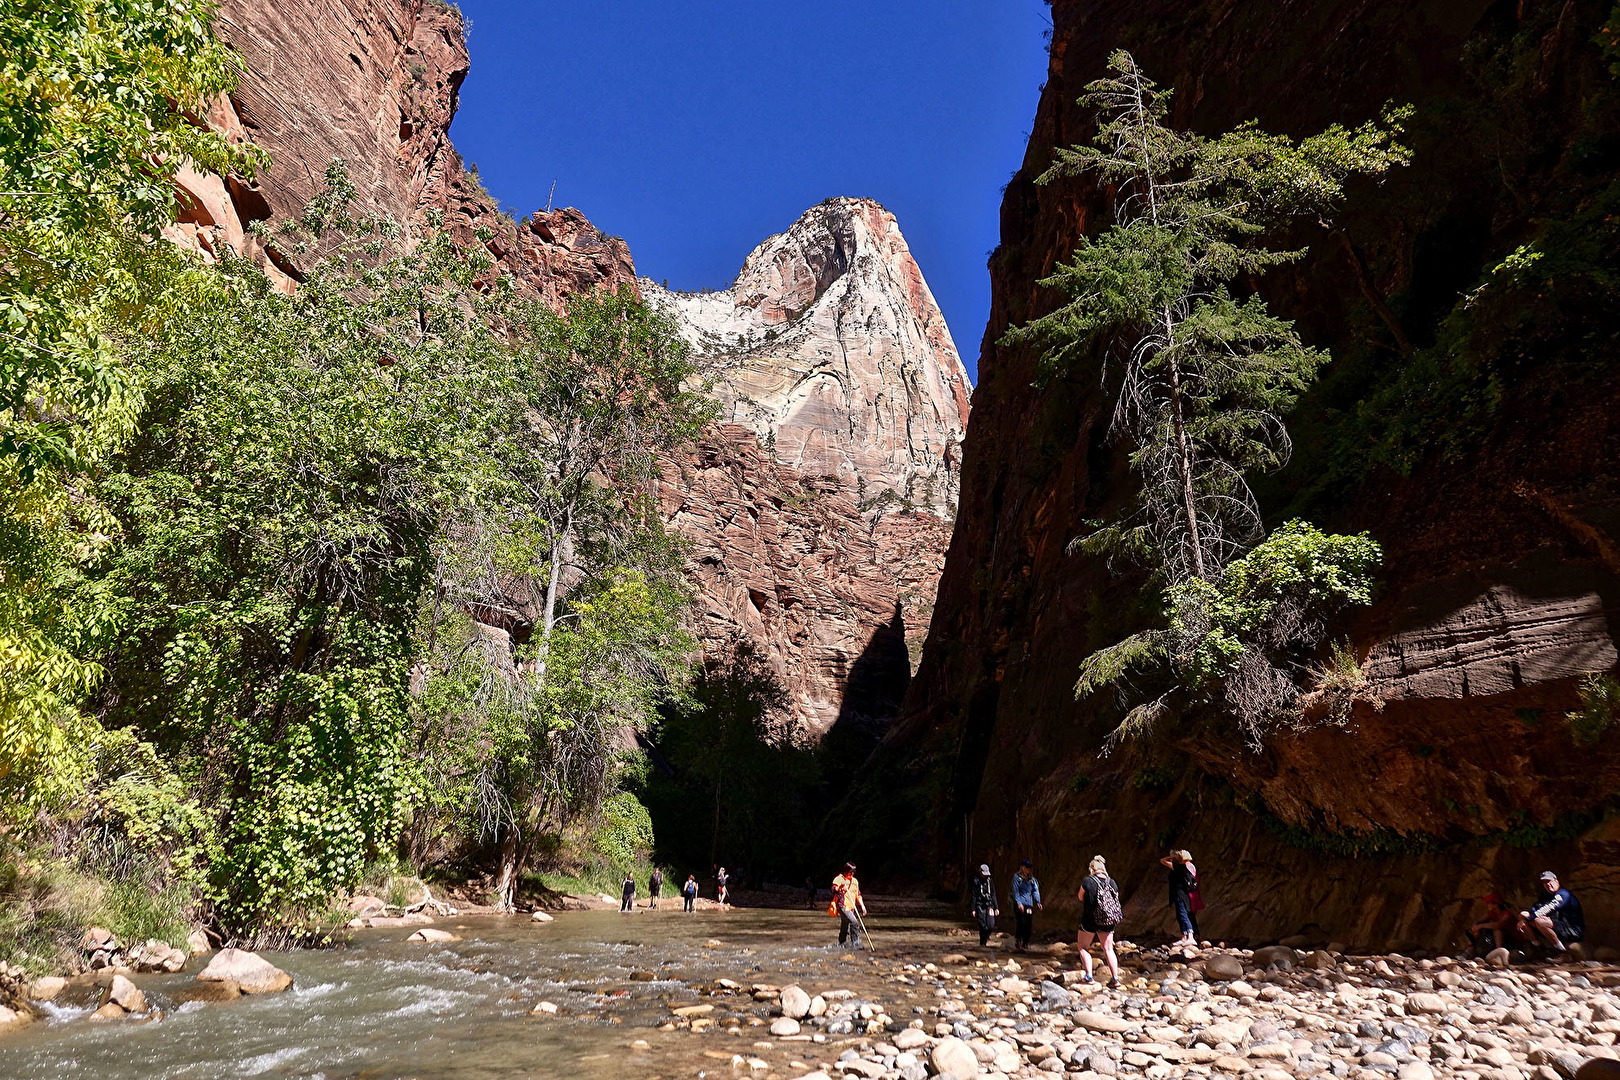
<box><xmin>854</xmin><ymin>908</ymin><xmax>876</xmax><ymax>952</ymax></box>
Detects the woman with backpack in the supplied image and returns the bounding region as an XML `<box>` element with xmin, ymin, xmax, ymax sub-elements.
<box><xmin>1077</xmin><ymin>854</ymin><xmax>1122</xmax><ymax>988</ymax></box>
<box><xmin>1159</xmin><ymin>849</ymin><xmax>1201</xmax><ymax>947</ymax></box>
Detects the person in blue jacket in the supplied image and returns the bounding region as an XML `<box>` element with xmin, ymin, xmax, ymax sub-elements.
<box><xmin>1010</xmin><ymin>860</ymin><xmax>1042</xmax><ymax>951</ymax></box>
<box><xmin>1521</xmin><ymin>870</ymin><xmax>1584</xmax><ymax>952</ymax></box>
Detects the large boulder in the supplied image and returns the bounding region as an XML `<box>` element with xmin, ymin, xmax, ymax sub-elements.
<box><xmin>108</xmin><ymin>974</ymin><xmax>147</xmax><ymax>1013</ymax></box>
<box><xmin>28</xmin><ymin>976</ymin><xmax>67</xmax><ymax>1001</ymax></box>
<box><xmin>780</xmin><ymin>984</ymin><xmax>812</xmax><ymax>1019</ymax></box>
<box><xmin>1252</xmin><ymin>945</ymin><xmax>1298</xmax><ymax>969</ymax></box>
<box><xmin>196</xmin><ymin>948</ymin><xmax>292</xmax><ymax>994</ymax></box>
<box><xmin>931</xmin><ymin>1036</ymin><xmax>982</xmax><ymax>1078</ymax></box>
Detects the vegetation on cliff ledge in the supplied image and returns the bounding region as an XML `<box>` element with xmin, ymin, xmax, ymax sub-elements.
<box><xmin>1004</xmin><ymin>51</ymin><xmax>1405</xmax><ymax>749</ymax></box>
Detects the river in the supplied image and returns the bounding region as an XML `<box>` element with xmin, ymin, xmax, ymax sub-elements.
<box><xmin>0</xmin><ymin>905</ymin><xmax>968</xmax><ymax>1079</ymax></box>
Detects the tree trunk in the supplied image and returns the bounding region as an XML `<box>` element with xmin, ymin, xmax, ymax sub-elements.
<box><xmin>534</xmin><ymin>518</ymin><xmax>567</xmax><ymax>682</ymax></box>
<box><xmin>1163</xmin><ymin>322</ymin><xmax>1206</xmax><ymax>581</ymax></box>
<box><xmin>493</xmin><ymin>828</ymin><xmax>521</xmax><ymax>911</ymax></box>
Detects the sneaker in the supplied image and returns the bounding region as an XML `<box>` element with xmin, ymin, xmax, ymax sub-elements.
<box><xmin>1107</xmin><ymin>977</ymin><xmax>1121</xmax><ymax>989</ymax></box>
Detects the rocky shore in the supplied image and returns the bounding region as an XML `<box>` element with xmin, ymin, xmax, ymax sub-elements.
<box><xmin>610</xmin><ymin>940</ymin><xmax>1620</xmax><ymax>1080</ymax></box>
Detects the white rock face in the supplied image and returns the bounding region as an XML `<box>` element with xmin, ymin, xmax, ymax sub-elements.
<box><xmin>643</xmin><ymin>197</ymin><xmax>972</xmax><ymax>516</ymax></box>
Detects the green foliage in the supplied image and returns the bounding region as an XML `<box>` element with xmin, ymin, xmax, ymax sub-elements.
<box><xmin>92</xmin><ymin>169</ymin><xmax>514</xmax><ymax>927</ymax></box>
<box><xmin>1572</xmin><ymin>673</ymin><xmax>1620</xmax><ymax>747</ymax></box>
<box><xmin>0</xmin><ymin>0</ymin><xmax>261</xmax><ymax>821</ymax></box>
<box><xmin>594</xmin><ymin>792</ymin><xmax>655</xmax><ymax>869</ymax></box>
<box><xmin>1168</xmin><ymin>522</ymin><xmax>1381</xmax><ymax>684</ymax></box>
<box><xmin>1005</xmin><ymin>49</ymin><xmax>1408</xmax><ymax>585</ymax></box>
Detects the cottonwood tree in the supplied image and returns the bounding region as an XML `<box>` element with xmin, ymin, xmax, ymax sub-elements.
<box><xmin>1004</xmin><ymin>51</ymin><xmax>1405</xmax><ymax>745</ymax></box>
<box><xmin>421</xmin><ymin>287</ymin><xmax>712</xmax><ymax>909</ymax></box>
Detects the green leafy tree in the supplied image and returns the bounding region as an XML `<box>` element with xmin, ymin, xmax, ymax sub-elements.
<box><xmin>1005</xmin><ymin>51</ymin><xmax>1406</xmax><ymax>744</ymax></box>
<box><xmin>94</xmin><ymin>170</ymin><xmax>510</xmax><ymax>926</ymax></box>
<box><xmin>415</xmin><ymin>287</ymin><xmax>710</xmax><ymax>909</ymax></box>
<box><xmin>0</xmin><ymin>0</ymin><xmax>260</xmax><ymax>818</ymax></box>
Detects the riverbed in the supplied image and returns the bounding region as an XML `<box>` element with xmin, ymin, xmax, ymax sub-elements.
<box><xmin>0</xmin><ymin>905</ymin><xmax>966</xmax><ymax>1079</ymax></box>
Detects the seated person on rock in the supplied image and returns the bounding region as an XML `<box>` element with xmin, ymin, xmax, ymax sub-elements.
<box><xmin>1520</xmin><ymin>870</ymin><xmax>1584</xmax><ymax>952</ymax></box>
<box><xmin>1468</xmin><ymin>893</ymin><xmax>1523</xmax><ymax>955</ymax></box>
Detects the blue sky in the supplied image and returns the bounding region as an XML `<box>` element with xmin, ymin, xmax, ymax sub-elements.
<box><xmin>448</xmin><ymin>1</ymin><xmax>1054</xmax><ymax>383</ymax></box>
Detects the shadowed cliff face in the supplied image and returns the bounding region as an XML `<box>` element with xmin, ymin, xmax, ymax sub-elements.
<box><xmin>861</xmin><ymin>0</ymin><xmax>1620</xmax><ymax>949</ymax></box>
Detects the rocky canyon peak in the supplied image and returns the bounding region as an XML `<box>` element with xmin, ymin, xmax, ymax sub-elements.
<box><xmin>643</xmin><ymin>198</ymin><xmax>972</xmax><ymax>516</ymax></box>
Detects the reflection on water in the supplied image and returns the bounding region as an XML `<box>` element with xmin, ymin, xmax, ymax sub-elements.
<box><xmin>0</xmin><ymin>906</ymin><xmax>964</xmax><ymax>1079</ymax></box>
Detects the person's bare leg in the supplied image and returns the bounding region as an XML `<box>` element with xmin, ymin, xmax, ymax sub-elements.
<box><xmin>1532</xmin><ymin>916</ymin><xmax>1564</xmax><ymax>949</ymax></box>
<box><xmin>1101</xmin><ymin>931</ymin><xmax>1120</xmax><ymax>984</ymax></box>
<box><xmin>1076</xmin><ymin>930</ymin><xmax>1096</xmax><ymax>980</ymax></box>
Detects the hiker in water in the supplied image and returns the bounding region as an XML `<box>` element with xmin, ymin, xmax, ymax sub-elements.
<box><xmin>1160</xmin><ymin>849</ymin><xmax>1201</xmax><ymax>948</ymax></box>
<box><xmin>1011</xmin><ymin>860</ymin><xmax>1042</xmax><ymax>951</ymax></box>
<box><xmin>1077</xmin><ymin>854</ymin><xmax>1123</xmax><ymax>988</ymax></box>
<box><xmin>1521</xmin><ymin>871</ymin><xmax>1584</xmax><ymax>952</ymax></box>
<box><xmin>648</xmin><ymin>867</ymin><xmax>663</xmax><ymax>910</ymax></box>
<box><xmin>716</xmin><ymin>866</ymin><xmax>730</xmax><ymax>910</ymax></box>
<box><xmin>619</xmin><ymin>872</ymin><xmax>635</xmax><ymax>913</ymax></box>
<box><xmin>1468</xmin><ymin>893</ymin><xmax>1521</xmax><ymax>955</ymax></box>
<box><xmin>832</xmin><ymin>862</ymin><xmax>867</xmax><ymax>948</ymax></box>
<box><xmin>971</xmin><ymin>864</ymin><xmax>999</xmax><ymax>947</ymax></box>
<box><xmin>682</xmin><ymin>873</ymin><xmax>699</xmax><ymax>913</ymax></box>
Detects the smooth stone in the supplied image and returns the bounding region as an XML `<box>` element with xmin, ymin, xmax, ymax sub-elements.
<box><xmin>186</xmin><ymin>929</ymin><xmax>211</xmax><ymax>955</ymax></box>
<box><xmin>407</xmin><ymin>928</ymin><xmax>457</xmax><ymax>942</ymax></box>
<box><xmin>89</xmin><ymin>1002</ymin><xmax>125</xmax><ymax>1021</ymax></box>
<box><xmin>1206</xmin><ymin>954</ymin><xmax>1245</xmax><ymax>981</ymax></box>
<box><xmin>195</xmin><ymin>948</ymin><xmax>292</xmax><ymax>994</ymax></box>
<box><xmin>782</xmin><ymin>985</ymin><xmax>812</xmax><ymax>1019</ymax></box>
<box><xmin>108</xmin><ymin>974</ymin><xmax>146</xmax><ymax>1013</ymax></box>
<box><xmin>532</xmin><ymin>1001</ymin><xmax>558</xmax><ymax>1014</ymax></box>
<box><xmin>28</xmin><ymin>976</ymin><xmax>66</xmax><ymax>1001</ymax></box>
<box><xmin>1074</xmin><ymin>1010</ymin><xmax>1133</xmax><ymax>1033</ymax></box>
<box><xmin>931</xmin><ymin>1036</ymin><xmax>982</xmax><ymax>1078</ymax></box>
<box><xmin>771</xmin><ymin>1017</ymin><xmax>803</xmax><ymax>1036</ymax></box>
<box><xmin>893</xmin><ymin>1027</ymin><xmax>931</xmax><ymax>1050</ymax></box>
<box><xmin>170</xmin><ymin>979</ymin><xmax>241</xmax><ymax>1003</ymax></box>
<box><xmin>1406</xmin><ymin>993</ymin><xmax>1447</xmax><ymax>1015</ymax></box>
<box><xmin>531</xmin><ymin>910</ymin><xmax>554</xmax><ymax>922</ymax></box>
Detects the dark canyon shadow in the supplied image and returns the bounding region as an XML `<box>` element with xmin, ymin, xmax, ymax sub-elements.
<box><xmin>639</xmin><ymin>607</ymin><xmax>912</xmax><ymax>887</ymax></box>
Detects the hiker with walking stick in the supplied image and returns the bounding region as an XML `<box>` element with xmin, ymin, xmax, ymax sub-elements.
<box><xmin>831</xmin><ymin>862</ymin><xmax>867</xmax><ymax>949</ymax></box>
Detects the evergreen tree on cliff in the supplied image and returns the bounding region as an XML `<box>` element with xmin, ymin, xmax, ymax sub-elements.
<box><xmin>1004</xmin><ymin>51</ymin><xmax>1406</xmax><ymax>746</ymax></box>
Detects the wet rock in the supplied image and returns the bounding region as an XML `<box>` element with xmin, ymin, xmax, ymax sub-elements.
<box><xmin>109</xmin><ymin>973</ymin><xmax>147</xmax><ymax>1013</ymax></box>
<box><xmin>186</xmin><ymin>929</ymin><xmax>211</xmax><ymax>956</ymax></box>
<box><xmin>171</xmin><ymin>978</ymin><xmax>242</xmax><ymax>1003</ymax></box>
<box><xmin>629</xmin><ymin>971</ymin><xmax>657</xmax><ymax>981</ymax></box>
<box><xmin>407</xmin><ymin>928</ymin><xmax>458</xmax><ymax>942</ymax></box>
<box><xmin>196</xmin><ymin>948</ymin><xmax>292</xmax><ymax>994</ymax></box>
<box><xmin>931</xmin><ymin>1035</ymin><xmax>981</xmax><ymax>1078</ymax></box>
<box><xmin>781</xmin><ymin>985</ymin><xmax>812</xmax><ymax>1019</ymax></box>
<box><xmin>90</xmin><ymin>1002</ymin><xmax>126</xmax><ymax>1021</ymax></box>
<box><xmin>0</xmin><ymin>1004</ymin><xmax>27</xmax><ymax>1028</ymax></box>
<box><xmin>531</xmin><ymin>910</ymin><xmax>554</xmax><ymax>922</ymax></box>
<box><xmin>770</xmin><ymin>1017</ymin><xmax>802</xmax><ymax>1036</ymax></box>
<box><xmin>28</xmin><ymin>976</ymin><xmax>66</xmax><ymax>1001</ymax></box>
<box><xmin>1206</xmin><ymin>954</ymin><xmax>1245</xmax><ymax>981</ymax></box>
<box><xmin>672</xmin><ymin>1004</ymin><xmax>714</xmax><ymax>1018</ymax></box>
<box><xmin>532</xmin><ymin>1000</ymin><xmax>558</xmax><ymax>1014</ymax></box>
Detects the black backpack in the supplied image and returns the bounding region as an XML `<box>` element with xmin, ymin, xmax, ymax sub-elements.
<box><xmin>1095</xmin><ymin>875</ymin><xmax>1123</xmax><ymax>928</ymax></box>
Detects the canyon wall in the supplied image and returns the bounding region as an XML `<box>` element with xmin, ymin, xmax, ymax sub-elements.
<box><xmin>190</xmin><ymin>0</ymin><xmax>965</xmax><ymax>745</ymax></box>
<box><xmin>649</xmin><ymin>200</ymin><xmax>972</xmax><ymax>739</ymax></box>
<box><xmin>860</xmin><ymin>0</ymin><xmax>1620</xmax><ymax>951</ymax></box>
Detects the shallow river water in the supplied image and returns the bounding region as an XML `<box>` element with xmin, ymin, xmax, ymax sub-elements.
<box><xmin>0</xmin><ymin>905</ymin><xmax>965</xmax><ymax>1080</ymax></box>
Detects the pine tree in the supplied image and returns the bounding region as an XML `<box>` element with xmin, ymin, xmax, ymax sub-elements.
<box><xmin>1004</xmin><ymin>51</ymin><xmax>1408</xmax><ymax>745</ymax></box>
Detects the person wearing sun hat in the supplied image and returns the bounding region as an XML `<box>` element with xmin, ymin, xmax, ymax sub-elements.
<box><xmin>831</xmin><ymin>862</ymin><xmax>866</xmax><ymax>948</ymax></box>
<box><xmin>971</xmin><ymin>864</ymin><xmax>999</xmax><ymax>946</ymax></box>
<box><xmin>1521</xmin><ymin>871</ymin><xmax>1584</xmax><ymax>952</ymax></box>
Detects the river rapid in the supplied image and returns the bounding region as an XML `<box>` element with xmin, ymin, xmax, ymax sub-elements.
<box><xmin>0</xmin><ymin>905</ymin><xmax>966</xmax><ymax>1080</ymax></box>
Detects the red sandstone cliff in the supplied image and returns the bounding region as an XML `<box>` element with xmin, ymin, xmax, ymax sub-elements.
<box><xmin>190</xmin><ymin>0</ymin><xmax>964</xmax><ymax>747</ymax></box>
<box><xmin>861</xmin><ymin>0</ymin><xmax>1620</xmax><ymax>950</ymax></box>
<box><xmin>169</xmin><ymin>0</ymin><xmax>635</xmax><ymax>300</ymax></box>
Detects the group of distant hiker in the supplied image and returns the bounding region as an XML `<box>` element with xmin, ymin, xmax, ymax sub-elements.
<box><xmin>969</xmin><ymin>854</ymin><xmax>1147</xmax><ymax>988</ymax></box>
<box><xmin>1467</xmin><ymin>871</ymin><xmax>1585</xmax><ymax>956</ymax></box>
<box><xmin>617</xmin><ymin>866</ymin><xmax>717</xmax><ymax>913</ymax></box>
